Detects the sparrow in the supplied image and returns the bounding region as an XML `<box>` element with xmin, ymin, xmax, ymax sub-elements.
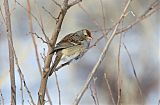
<box><xmin>49</xmin><ymin>29</ymin><xmax>92</xmax><ymax>76</ymax></box>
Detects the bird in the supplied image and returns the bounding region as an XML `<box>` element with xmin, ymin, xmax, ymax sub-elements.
<box><xmin>49</xmin><ymin>29</ymin><xmax>92</xmax><ymax>76</ymax></box>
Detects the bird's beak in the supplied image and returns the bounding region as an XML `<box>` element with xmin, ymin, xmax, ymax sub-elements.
<box><xmin>87</xmin><ymin>36</ymin><xmax>93</xmax><ymax>40</ymax></box>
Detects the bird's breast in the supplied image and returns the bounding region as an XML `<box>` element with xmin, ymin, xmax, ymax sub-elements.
<box><xmin>61</xmin><ymin>45</ymin><xmax>86</xmax><ymax>61</ymax></box>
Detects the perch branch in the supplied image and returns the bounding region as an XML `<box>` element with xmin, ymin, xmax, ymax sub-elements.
<box><xmin>37</xmin><ymin>0</ymin><xmax>82</xmax><ymax>104</ymax></box>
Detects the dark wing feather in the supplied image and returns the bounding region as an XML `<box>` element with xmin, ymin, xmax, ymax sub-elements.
<box><xmin>51</xmin><ymin>33</ymin><xmax>84</xmax><ymax>53</ymax></box>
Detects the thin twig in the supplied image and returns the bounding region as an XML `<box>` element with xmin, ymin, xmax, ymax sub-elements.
<box><xmin>89</xmin><ymin>77</ymin><xmax>99</xmax><ymax>105</ymax></box>
<box><xmin>51</xmin><ymin>0</ymin><xmax>61</xmax><ymax>8</ymax></box>
<box><xmin>27</xmin><ymin>0</ymin><xmax>42</xmax><ymax>76</ymax></box>
<box><xmin>68</xmin><ymin>0</ymin><xmax>82</xmax><ymax>8</ymax></box>
<box><xmin>13</xmin><ymin>46</ymin><xmax>35</xmax><ymax>104</ymax></box>
<box><xmin>23</xmin><ymin>79</ymin><xmax>36</xmax><ymax>105</ymax></box>
<box><xmin>99</xmin><ymin>0</ymin><xmax>106</xmax><ymax>33</ymax></box>
<box><xmin>117</xmin><ymin>34</ymin><xmax>123</xmax><ymax>105</ymax></box>
<box><xmin>54</xmin><ymin>72</ymin><xmax>61</xmax><ymax>105</ymax></box>
<box><xmin>0</xmin><ymin>90</ymin><xmax>4</xmax><ymax>105</ymax></box>
<box><xmin>89</xmin><ymin>84</ymin><xmax>97</xmax><ymax>105</ymax></box>
<box><xmin>16</xmin><ymin>1</ymin><xmax>49</xmax><ymax>42</ymax></box>
<box><xmin>73</xmin><ymin>0</ymin><xmax>131</xmax><ymax>104</ymax></box>
<box><xmin>116</xmin><ymin>0</ymin><xmax>160</xmax><ymax>35</ymax></box>
<box><xmin>20</xmin><ymin>74</ymin><xmax>24</xmax><ymax>105</ymax></box>
<box><xmin>116</xmin><ymin>18</ymin><xmax>125</xmax><ymax>105</ymax></box>
<box><xmin>123</xmin><ymin>43</ymin><xmax>144</xmax><ymax>104</ymax></box>
<box><xmin>0</xmin><ymin>6</ymin><xmax>5</xmax><ymax>23</ymax></box>
<box><xmin>104</xmin><ymin>74</ymin><xmax>116</xmax><ymax>105</ymax></box>
<box><xmin>42</xmin><ymin>6</ymin><xmax>57</xmax><ymax>21</ymax></box>
<box><xmin>4</xmin><ymin>0</ymin><xmax>16</xmax><ymax>104</ymax></box>
<box><xmin>35</xmin><ymin>3</ymin><xmax>49</xmax><ymax>44</ymax></box>
<box><xmin>93</xmin><ymin>77</ymin><xmax>99</xmax><ymax>105</ymax></box>
<box><xmin>89</xmin><ymin>0</ymin><xmax>160</xmax><ymax>50</ymax></box>
<box><xmin>29</xmin><ymin>32</ymin><xmax>48</xmax><ymax>44</ymax></box>
<box><xmin>78</xmin><ymin>4</ymin><xmax>106</xmax><ymax>36</ymax></box>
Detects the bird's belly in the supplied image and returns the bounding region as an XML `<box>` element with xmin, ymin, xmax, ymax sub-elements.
<box><xmin>61</xmin><ymin>45</ymin><xmax>85</xmax><ymax>61</ymax></box>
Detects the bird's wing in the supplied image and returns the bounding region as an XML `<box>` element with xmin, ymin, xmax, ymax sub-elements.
<box><xmin>53</xmin><ymin>42</ymin><xmax>75</xmax><ymax>51</ymax></box>
<box><xmin>52</xmin><ymin>33</ymin><xmax>83</xmax><ymax>53</ymax></box>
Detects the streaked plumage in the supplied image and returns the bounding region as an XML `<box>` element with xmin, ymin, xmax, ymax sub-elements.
<box><xmin>49</xmin><ymin>29</ymin><xmax>92</xmax><ymax>76</ymax></box>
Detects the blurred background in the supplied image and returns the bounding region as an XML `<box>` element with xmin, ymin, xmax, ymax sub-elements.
<box><xmin>0</xmin><ymin>0</ymin><xmax>159</xmax><ymax>105</ymax></box>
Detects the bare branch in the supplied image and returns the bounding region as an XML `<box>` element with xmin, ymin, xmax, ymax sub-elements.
<box><xmin>99</xmin><ymin>0</ymin><xmax>106</xmax><ymax>33</ymax></box>
<box><xmin>12</xmin><ymin>39</ymin><xmax>35</xmax><ymax>104</ymax></box>
<box><xmin>78</xmin><ymin>4</ymin><xmax>106</xmax><ymax>36</ymax></box>
<box><xmin>116</xmin><ymin>0</ymin><xmax>160</xmax><ymax>35</ymax></box>
<box><xmin>3</xmin><ymin>1</ymin><xmax>36</xmax><ymax>103</ymax></box>
<box><xmin>104</xmin><ymin>74</ymin><xmax>116</xmax><ymax>105</ymax></box>
<box><xmin>0</xmin><ymin>90</ymin><xmax>4</xmax><ymax>105</ymax></box>
<box><xmin>54</xmin><ymin>72</ymin><xmax>61</xmax><ymax>105</ymax></box>
<box><xmin>4</xmin><ymin>0</ymin><xmax>16</xmax><ymax>104</ymax></box>
<box><xmin>29</xmin><ymin>32</ymin><xmax>48</xmax><ymax>44</ymax></box>
<box><xmin>37</xmin><ymin>0</ymin><xmax>83</xmax><ymax>104</ymax></box>
<box><xmin>27</xmin><ymin>1</ymin><xmax>52</xmax><ymax>105</ymax></box>
<box><xmin>68</xmin><ymin>0</ymin><xmax>82</xmax><ymax>8</ymax></box>
<box><xmin>42</xmin><ymin>6</ymin><xmax>58</xmax><ymax>22</ymax></box>
<box><xmin>73</xmin><ymin>0</ymin><xmax>132</xmax><ymax>104</ymax></box>
<box><xmin>0</xmin><ymin>6</ymin><xmax>5</xmax><ymax>23</ymax></box>
<box><xmin>117</xmin><ymin>34</ymin><xmax>123</xmax><ymax>105</ymax></box>
<box><xmin>51</xmin><ymin>0</ymin><xmax>61</xmax><ymax>8</ymax></box>
<box><xmin>27</xmin><ymin>0</ymin><xmax>43</xmax><ymax>76</ymax></box>
<box><xmin>90</xmin><ymin>0</ymin><xmax>160</xmax><ymax>50</ymax></box>
<box><xmin>36</xmin><ymin>3</ymin><xmax>50</xmax><ymax>43</ymax></box>
<box><xmin>19</xmin><ymin>74</ymin><xmax>24</xmax><ymax>105</ymax></box>
<box><xmin>89</xmin><ymin>77</ymin><xmax>99</xmax><ymax>105</ymax></box>
<box><xmin>123</xmin><ymin>43</ymin><xmax>144</xmax><ymax>104</ymax></box>
<box><xmin>89</xmin><ymin>84</ymin><xmax>97</xmax><ymax>105</ymax></box>
<box><xmin>16</xmin><ymin>1</ymin><xmax>49</xmax><ymax>42</ymax></box>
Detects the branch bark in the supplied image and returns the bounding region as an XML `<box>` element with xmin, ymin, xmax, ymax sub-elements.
<box><xmin>4</xmin><ymin>0</ymin><xmax>16</xmax><ymax>105</ymax></box>
<box><xmin>37</xmin><ymin>0</ymin><xmax>82</xmax><ymax>104</ymax></box>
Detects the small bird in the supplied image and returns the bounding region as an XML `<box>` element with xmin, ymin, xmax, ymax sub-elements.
<box><xmin>49</xmin><ymin>29</ymin><xmax>92</xmax><ymax>76</ymax></box>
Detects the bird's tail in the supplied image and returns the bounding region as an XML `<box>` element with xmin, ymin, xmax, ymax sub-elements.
<box><xmin>49</xmin><ymin>52</ymin><xmax>62</xmax><ymax>76</ymax></box>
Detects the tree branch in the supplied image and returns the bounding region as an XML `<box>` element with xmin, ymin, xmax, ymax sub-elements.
<box><xmin>37</xmin><ymin>0</ymin><xmax>82</xmax><ymax>104</ymax></box>
<box><xmin>26</xmin><ymin>0</ymin><xmax>52</xmax><ymax>104</ymax></box>
<box><xmin>72</xmin><ymin>0</ymin><xmax>132</xmax><ymax>104</ymax></box>
<box><xmin>4</xmin><ymin>0</ymin><xmax>16</xmax><ymax>105</ymax></box>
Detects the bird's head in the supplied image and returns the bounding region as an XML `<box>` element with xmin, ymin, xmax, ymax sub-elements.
<box><xmin>77</xmin><ymin>29</ymin><xmax>92</xmax><ymax>41</ymax></box>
